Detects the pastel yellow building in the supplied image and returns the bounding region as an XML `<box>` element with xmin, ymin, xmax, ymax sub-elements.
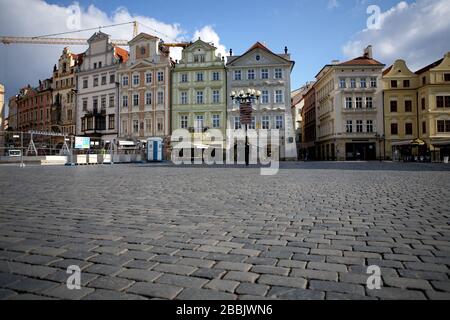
<box><xmin>383</xmin><ymin>52</ymin><xmax>450</xmax><ymax>161</ymax></box>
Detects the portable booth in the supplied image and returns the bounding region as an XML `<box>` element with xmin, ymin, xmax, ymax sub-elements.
<box><xmin>147</xmin><ymin>137</ymin><xmax>164</xmax><ymax>162</ymax></box>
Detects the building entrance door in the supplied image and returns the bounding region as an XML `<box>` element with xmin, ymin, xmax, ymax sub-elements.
<box><xmin>345</xmin><ymin>143</ymin><xmax>376</xmax><ymax>161</ymax></box>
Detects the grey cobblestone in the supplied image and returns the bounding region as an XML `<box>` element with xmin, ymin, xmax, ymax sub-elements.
<box><xmin>1</xmin><ymin>162</ymin><xmax>449</xmax><ymax>300</ymax></box>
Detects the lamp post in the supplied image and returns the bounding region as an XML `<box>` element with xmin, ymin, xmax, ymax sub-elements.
<box><xmin>375</xmin><ymin>133</ymin><xmax>385</xmax><ymax>162</ymax></box>
<box><xmin>230</xmin><ymin>89</ymin><xmax>261</xmax><ymax>166</ymax></box>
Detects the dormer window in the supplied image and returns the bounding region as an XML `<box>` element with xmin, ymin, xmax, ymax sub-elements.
<box><xmin>194</xmin><ymin>54</ymin><xmax>205</xmax><ymax>63</ymax></box>
<box><xmin>141</xmin><ymin>47</ymin><xmax>146</xmax><ymax>55</ymax></box>
<box><xmin>444</xmin><ymin>73</ymin><xmax>450</xmax><ymax>82</ymax></box>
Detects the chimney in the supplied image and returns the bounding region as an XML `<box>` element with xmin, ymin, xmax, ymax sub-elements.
<box><xmin>284</xmin><ymin>46</ymin><xmax>288</xmax><ymax>54</ymax></box>
<box><xmin>229</xmin><ymin>48</ymin><xmax>233</xmax><ymax>56</ymax></box>
<box><xmin>364</xmin><ymin>45</ymin><xmax>373</xmax><ymax>59</ymax></box>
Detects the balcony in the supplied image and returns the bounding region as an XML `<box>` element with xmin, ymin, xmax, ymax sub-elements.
<box><xmin>342</xmin><ymin>107</ymin><xmax>377</xmax><ymax>113</ymax></box>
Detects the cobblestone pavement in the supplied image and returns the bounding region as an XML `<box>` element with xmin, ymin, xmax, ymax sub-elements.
<box><xmin>0</xmin><ymin>162</ymin><xmax>450</xmax><ymax>300</ymax></box>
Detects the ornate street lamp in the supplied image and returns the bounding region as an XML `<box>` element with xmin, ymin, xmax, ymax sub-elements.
<box><xmin>230</xmin><ymin>89</ymin><xmax>261</xmax><ymax>166</ymax></box>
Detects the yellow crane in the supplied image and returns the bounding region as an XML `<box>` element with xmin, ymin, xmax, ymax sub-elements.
<box><xmin>0</xmin><ymin>21</ymin><xmax>190</xmax><ymax>48</ymax></box>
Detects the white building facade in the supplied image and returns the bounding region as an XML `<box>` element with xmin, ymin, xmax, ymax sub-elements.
<box><xmin>226</xmin><ymin>42</ymin><xmax>297</xmax><ymax>160</ymax></box>
<box><xmin>315</xmin><ymin>46</ymin><xmax>385</xmax><ymax>161</ymax></box>
<box><xmin>76</xmin><ymin>32</ymin><xmax>128</xmax><ymax>148</ymax></box>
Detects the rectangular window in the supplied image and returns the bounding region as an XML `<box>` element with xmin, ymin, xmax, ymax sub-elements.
<box><xmin>405</xmin><ymin>123</ymin><xmax>413</xmax><ymax>135</ymax></box>
<box><xmin>247</xmin><ymin>69</ymin><xmax>255</xmax><ymax>80</ymax></box>
<box><xmin>422</xmin><ymin>76</ymin><xmax>426</xmax><ymax>85</ymax></box>
<box><xmin>157</xmin><ymin>72</ymin><xmax>164</xmax><ymax>82</ymax></box>
<box><xmin>249</xmin><ymin>116</ymin><xmax>256</xmax><ymax>130</ymax></box>
<box><xmin>213</xmin><ymin>90</ymin><xmax>220</xmax><ymax>104</ymax></box>
<box><xmin>109</xmin><ymin>95</ymin><xmax>115</xmax><ymax>108</ymax></box>
<box><xmin>274</xmin><ymin>68</ymin><xmax>282</xmax><ymax>79</ymax></box>
<box><xmin>356</xmin><ymin>97</ymin><xmax>363</xmax><ymax>109</ymax></box>
<box><xmin>146</xmin><ymin>92</ymin><xmax>152</xmax><ymax>105</ymax></box>
<box><xmin>366</xmin><ymin>120</ymin><xmax>373</xmax><ymax>133</ymax></box>
<box><xmin>157</xmin><ymin>92</ymin><xmax>164</xmax><ymax>105</ymax></box>
<box><xmin>391</xmin><ymin>80</ymin><xmax>397</xmax><ymax>88</ymax></box>
<box><xmin>422</xmin><ymin>121</ymin><xmax>427</xmax><ymax>134</ymax></box>
<box><xmin>212</xmin><ymin>72</ymin><xmax>220</xmax><ymax>81</ymax></box>
<box><xmin>93</xmin><ymin>97</ymin><xmax>98</xmax><ymax>112</ymax></box>
<box><xmin>346</xmin><ymin>120</ymin><xmax>353</xmax><ymax>133</ymax></box>
<box><xmin>339</xmin><ymin>78</ymin><xmax>346</xmax><ymax>88</ymax></box>
<box><xmin>366</xmin><ymin>97</ymin><xmax>373</xmax><ymax>109</ymax></box>
<box><xmin>82</xmin><ymin>98</ymin><xmax>88</xmax><ymax>111</ymax></box>
<box><xmin>101</xmin><ymin>75</ymin><xmax>107</xmax><ymax>85</ymax></box>
<box><xmin>391</xmin><ymin>123</ymin><xmax>398</xmax><ymax>135</ymax></box>
<box><xmin>405</xmin><ymin>100</ymin><xmax>412</xmax><ymax>112</ymax></box>
<box><xmin>350</xmin><ymin>78</ymin><xmax>356</xmax><ymax>88</ymax></box>
<box><xmin>194</xmin><ymin>54</ymin><xmax>205</xmax><ymax>62</ymax></box>
<box><xmin>180</xmin><ymin>115</ymin><xmax>188</xmax><ymax>129</ymax></box>
<box><xmin>109</xmin><ymin>115</ymin><xmax>115</xmax><ymax>130</ymax></box>
<box><xmin>261</xmin><ymin>69</ymin><xmax>269</xmax><ymax>79</ymax></box>
<box><xmin>101</xmin><ymin>95</ymin><xmax>106</xmax><ymax>109</ymax></box>
<box><xmin>122</xmin><ymin>95</ymin><xmax>128</xmax><ymax>107</ymax></box>
<box><xmin>421</xmin><ymin>98</ymin><xmax>426</xmax><ymax>110</ymax></box>
<box><xmin>437</xmin><ymin>120</ymin><xmax>445</xmax><ymax>133</ymax></box>
<box><xmin>356</xmin><ymin>120</ymin><xmax>363</xmax><ymax>133</ymax></box>
<box><xmin>234</xmin><ymin>70</ymin><xmax>242</xmax><ymax>81</ymax></box>
<box><xmin>110</xmin><ymin>74</ymin><xmax>115</xmax><ymax>84</ymax></box>
<box><xmin>436</xmin><ymin>96</ymin><xmax>444</xmax><ymax>108</ymax></box>
<box><xmin>444</xmin><ymin>74</ymin><xmax>450</xmax><ymax>82</ymax></box>
<box><xmin>122</xmin><ymin>120</ymin><xmax>127</xmax><ymax>134</ymax></box>
<box><xmin>275</xmin><ymin>90</ymin><xmax>283</xmax><ymax>104</ymax></box>
<box><xmin>133</xmin><ymin>93</ymin><xmax>139</xmax><ymax>107</ymax></box>
<box><xmin>370</xmin><ymin>77</ymin><xmax>377</xmax><ymax>88</ymax></box>
<box><xmin>275</xmin><ymin>115</ymin><xmax>283</xmax><ymax>129</ymax></box>
<box><xmin>196</xmin><ymin>72</ymin><xmax>203</xmax><ymax>82</ymax></box>
<box><xmin>122</xmin><ymin>76</ymin><xmax>129</xmax><ymax>86</ymax></box>
<box><xmin>133</xmin><ymin>74</ymin><xmax>140</xmax><ymax>86</ymax></box>
<box><xmin>145</xmin><ymin>118</ymin><xmax>152</xmax><ymax>133</ymax></box>
<box><xmin>234</xmin><ymin>116</ymin><xmax>241</xmax><ymax>130</ymax></box>
<box><xmin>181</xmin><ymin>92</ymin><xmax>188</xmax><ymax>105</ymax></box>
<box><xmin>181</xmin><ymin>74</ymin><xmax>188</xmax><ymax>83</ymax></box>
<box><xmin>157</xmin><ymin>118</ymin><xmax>164</xmax><ymax>132</ymax></box>
<box><xmin>98</xmin><ymin>62</ymin><xmax>102</xmax><ymax>68</ymax></box>
<box><xmin>262</xmin><ymin>90</ymin><xmax>269</xmax><ymax>104</ymax></box>
<box><xmin>360</xmin><ymin>78</ymin><xmax>366</xmax><ymax>88</ymax></box>
<box><xmin>195</xmin><ymin>115</ymin><xmax>204</xmax><ymax>132</ymax></box>
<box><xmin>390</xmin><ymin>100</ymin><xmax>397</xmax><ymax>112</ymax></box>
<box><xmin>212</xmin><ymin>115</ymin><xmax>220</xmax><ymax>128</ymax></box>
<box><xmin>196</xmin><ymin>91</ymin><xmax>204</xmax><ymax>104</ymax></box>
<box><xmin>133</xmin><ymin>120</ymin><xmax>139</xmax><ymax>133</ymax></box>
<box><xmin>403</xmin><ymin>80</ymin><xmax>410</xmax><ymax>88</ymax></box>
<box><xmin>446</xmin><ymin>120</ymin><xmax>450</xmax><ymax>133</ymax></box>
<box><xmin>262</xmin><ymin>116</ymin><xmax>270</xmax><ymax>129</ymax></box>
<box><xmin>146</xmin><ymin>72</ymin><xmax>152</xmax><ymax>84</ymax></box>
<box><xmin>345</xmin><ymin>97</ymin><xmax>352</xmax><ymax>109</ymax></box>
<box><xmin>93</xmin><ymin>77</ymin><xmax>99</xmax><ymax>87</ymax></box>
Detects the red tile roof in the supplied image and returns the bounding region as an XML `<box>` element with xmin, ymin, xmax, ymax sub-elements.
<box><xmin>338</xmin><ymin>55</ymin><xmax>384</xmax><ymax>66</ymax></box>
<box><xmin>114</xmin><ymin>46</ymin><xmax>129</xmax><ymax>63</ymax></box>
<box><xmin>382</xmin><ymin>65</ymin><xmax>393</xmax><ymax>76</ymax></box>
<box><xmin>415</xmin><ymin>58</ymin><xmax>443</xmax><ymax>75</ymax></box>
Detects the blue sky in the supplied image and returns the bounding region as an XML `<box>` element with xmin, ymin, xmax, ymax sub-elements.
<box><xmin>1</xmin><ymin>0</ymin><xmax>450</xmax><ymax>102</ymax></box>
<box><xmin>45</xmin><ymin>0</ymin><xmax>405</xmax><ymax>89</ymax></box>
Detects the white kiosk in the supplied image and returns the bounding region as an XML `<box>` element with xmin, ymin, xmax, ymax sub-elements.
<box><xmin>147</xmin><ymin>138</ymin><xmax>163</xmax><ymax>162</ymax></box>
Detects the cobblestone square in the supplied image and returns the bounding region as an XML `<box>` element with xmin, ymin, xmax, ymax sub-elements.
<box><xmin>0</xmin><ymin>162</ymin><xmax>449</xmax><ymax>300</ymax></box>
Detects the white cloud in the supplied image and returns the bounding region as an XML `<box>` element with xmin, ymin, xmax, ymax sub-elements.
<box><xmin>327</xmin><ymin>0</ymin><xmax>339</xmax><ymax>10</ymax></box>
<box><xmin>192</xmin><ymin>25</ymin><xmax>227</xmax><ymax>60</ymax></box>
<box><xmin>342</xmin><ymin>0</ymin><xmax>450</xmax><ymax>70</ymax></box>
<box><xmin>0</xmin><ymin>0</ymin><xmax>223</xmax><ymax>104</ymax></box>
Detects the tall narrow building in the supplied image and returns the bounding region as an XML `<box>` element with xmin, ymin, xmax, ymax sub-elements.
<box><xmin>171</xmin><ymin>39</ymin><xmax>227</xmax><ymax>151</ymax></box>
<box><xmin>117</xmin><ymin>33</ymin><xmax>172</xmax><ymax>148</ymax></box>
<box><xmin>314</xmin><ymin>46</ymin><xmax>385</xmax><ymax>161</ymax></box>
<box><xmin>52</xmin><ymin>47</ymin><xmax>82</xmax><ymax>136</ymax></box>
<box><xmin>226</xmin><ymin>42</ymin><xmax>297</xmax><ymax>160</ymax></box>
<box><xmin>76</xmin><ymin>31</ymin><xmax>128</xmax><ymax>148</ymax></box>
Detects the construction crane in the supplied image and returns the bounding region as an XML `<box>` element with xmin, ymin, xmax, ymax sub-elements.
<box><xmin>0</xmin><ymin>21</ymin><xmax>190</xmax><ymax>49</ymax></box>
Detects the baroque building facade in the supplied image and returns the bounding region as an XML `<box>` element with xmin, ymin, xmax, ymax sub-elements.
<box><xmin>52</xmin><ymin>47</ymin><xmax>81</xmax><ymax>136</ymax></box>
<box><xmin>315</xmin><ymin>46</ymin><xmax>385</xmax><ymax>161</ymax></box>
<box><xmin>117</xmin><ymin>33</ymin><xmax>172</xmax><ymax>147</ymax></box>
<box><xmin>383</xmin><ymin>52</ymin><xmax>450</xmax><ymax>161</ymax></box>
<box><xmin>76</xmin><ymin>31</ymin><xmax>128</xmax><ymax>148</ymax></box>
<box><xmin>226</xmin><ymin>42</ymin><xmax>297</xmax><ymax>160</ymax></box>
<box><xmin>171</xmin><ymin>39</ymin><xmax>227</xmax><ymax>151</ymax></box>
